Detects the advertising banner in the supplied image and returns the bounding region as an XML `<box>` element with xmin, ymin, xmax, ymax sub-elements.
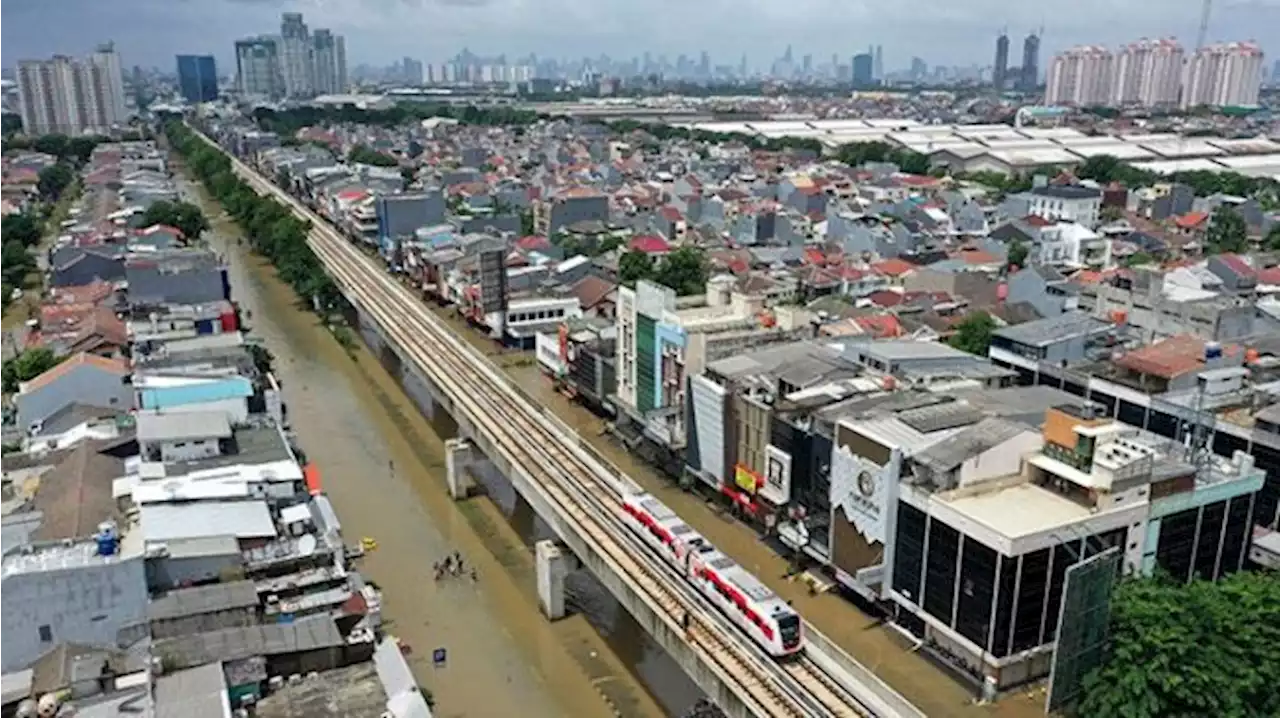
<box><xmin>734</xmin><ymin>464</ymin><xmax>762</xmax><ymax>494</ymax></box>
<box><xmin>760</xmin><ymin>445</ymin><xmax>792</xmax><ymax>505</ymax></box>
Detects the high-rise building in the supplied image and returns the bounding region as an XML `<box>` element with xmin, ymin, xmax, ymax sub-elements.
<box><xmin>1181</xmin><ymin>42</ymin><xmax>1265</xmax><ymax>108</ymax></box>
<box><xmin>1046</xmin><ymin>46</ymin><xmax>1114</xmax><ymax>106</ymax></box>
<box><xmin>401</xmin><ymin>57</ymin><xmax>424</xmax><ymax>85</ymax></box>
<box><xmin>235</xmin><ymin>36</ymin><xmax>284</xmax><ymax>98</ymax></box>
<box><xmin>910</xmin><ymin>57</ymin><xmax>928</xmax><ymax>82</ymax></box>
<box><xmin>1020</xmin><ymin>32</ymin><xmax>1041</xmax><ymax>90</ymax></box>
<box><xmin>1112</xmin><ymin>38</ymin><xmax>1183</xmax><ymax>107</ymax></box>
<box><xmin>874</xmin><ymin>45</ymin><xmax>884</xmax><ymax>82</ymax></box>
<box><xmin>16</xmin><ymin>45</ymin><xmax>127</xmax><ymax>136</ymax></box>
<box><xmin>279</xmin><ymin>12</ymin><xmax>313</xmax><ymax>98</ymax></box>
<box><xmin>993</xmin><ymin>32</ymin><xmax>1010</xmax><ymax>91</ymax></box>
<box><xmin>311</xmin><ymin>28</ymin><xmax>347</xmax><ymax>95</ymax></box>
<box><xmin>852</xmin><ymin>53</ymin><xmax>874</xmax><ymax>86</ymax></box>
<box><xmin>176</xmin><ymin>55</ymin><xmax>219</xmax><ymax>103</ymax></box>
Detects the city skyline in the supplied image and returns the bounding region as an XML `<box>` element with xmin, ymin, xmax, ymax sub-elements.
<box><xmin>3</xmin><ymin>0</ymin><xmax>1277</xmax><ymax>72</ymax></box>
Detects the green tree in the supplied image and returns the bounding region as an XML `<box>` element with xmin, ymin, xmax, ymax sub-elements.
<box><xmin>65</xmin><ymin>136</ymin><xmax>106</xmax><ymax>164</ymax></box>
<box><xmin>2</xmin><ymin>213</ymin><xmax>43</xmax><ymax>248</ymax></box>
<box><xmin>1078</xmin><ymin>154</ymin><xmax>1123</xmax><ymax>184</ymax></box>
<box><xmin>653</xmin><ymin>246</ymin><xmax>709</xmax><ymax>296</ymax></box>
<box><xmin>1265</xmin><ymin>223</ymin><xmax>1280</xmax><ymax>251</ymax></box>
<box><xmin>31</xmin><ymin>133</ymin><xmax>69</xmax><ymax>157</ymax></box>
<box><xmin>948</xmin><ymin>311</ymin><xmax>996</xmax><ymax>355</ymax></box>
<box><xmin>519</xmin><ymin>210</ymin><xmax>535</xmax><ymax>236</ymax></box>
<box><xmin>347</xmin><ymin>144</ymin><xmax>399</xmax><ymax>167</ymax></box>
<box><xmin>2</xmin><ymin>241</ymin><xmax>36</xmax><ymax>291</ymax></box>
<box><xmin>1206</xmin><ymin>205</ymin><xmax>1248</xmax><ymax>254</ymax></box>
<box><xmin>1006</xmin><ymin>241</ymin><xmax>1028</xmax><ymax>270</ymax></box>
<box><xmin>2</xmin><ymin>348</ymin><xmax>62</xmax><ymax>393</ymax></box>
<box><xmin>37</xmin><ymin>163</ymin><xmax>74</xmax><ymax>199</ymax></box>
<box><xmin>1124</xmin><ymin>251</ymin><xmax>1156</xmax><ymax>267</ymax></box>
<box><xmin>1078</xmin><ymin>571</ymin><xmax>1280</xmax><ymax>718</ymax></box>
<box><xmin>142</xmin><ymin>200</ymin><xmax>209</xmax><ymax>241</ymax></box>
<box><xmin>618</xmin><ymin>251</ymin><xmax>655</xmax><ymax>287</ymax></box>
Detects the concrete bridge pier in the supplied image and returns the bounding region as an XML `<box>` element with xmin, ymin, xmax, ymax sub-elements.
<box><xmin>444</xmin><ymin>438</ymin><xmax>476</xmax><ymax>500</ymax></box>
<box><xmin>536</xmin><ymin>539</ymin><xmax>579</xmax><ymax>620</ymax></box>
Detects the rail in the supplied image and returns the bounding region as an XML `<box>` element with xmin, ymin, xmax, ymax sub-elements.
<box><xmin>191</xmin><ymin>125</ymin><xmax>921</xmax><ymax>718</ymax></box>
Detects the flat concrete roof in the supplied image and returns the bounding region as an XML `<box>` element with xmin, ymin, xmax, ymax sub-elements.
<box><xmin>943</xmin><ymin>482</ymin><xmax>1093</xmax><ymax>540</ymax></box>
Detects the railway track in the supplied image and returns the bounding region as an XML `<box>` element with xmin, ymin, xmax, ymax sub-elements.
<box><xmin>199</xmin><ymin>128</ymin><xmax>894</xmax><ymax>717</ymax></box>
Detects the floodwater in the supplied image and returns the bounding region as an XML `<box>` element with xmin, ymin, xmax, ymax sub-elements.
<box><xmin>178</xmin><ymin>171</ymin><xmax>674</xmax><ymax>718</ymax></box>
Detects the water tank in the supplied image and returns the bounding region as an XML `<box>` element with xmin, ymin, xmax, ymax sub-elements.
<box><xmin>1205</xmin><ymin>341</ymin><xmax>1223</xmax><ymax>360</ymax></box>
<box><xmin>96</xmin><ymin>520</ymin><xmax>119</xmax><ymax>557</ymax></box>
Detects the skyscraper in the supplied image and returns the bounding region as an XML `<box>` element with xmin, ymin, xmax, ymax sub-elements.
<box><xmin>16</xmin><ymin>45</ymin><xmax>126</xmax><ymax>135</ymax></box>
<box><xmin>993</xmin><ymin>31</ymin><xmax>1010</xmax><ymax>91</ymax></box>
<box><xmin>1112</xmin><ymin>38</ymin><xmax>1183</xmax><ymax>107</ymax></box>
<box><xmin>1181</xmin><ymin>42</ymin><xmax>1265</xmax><ymax>109</ymax></box>
<box><xmin>235</xmin><ymin>37</ymin><xmax>284</xmax><ymax>98</ymax></box>
<box><xmin>279</xmin><ymin>12</ymin><xmax>313</xmax><ymax>97</ymax></box>
<box><xmin>1021</xmin><ymin>32</ymin><xmax>1041</xmax><ymax>90</ymax></box>
<box><xmin>852</xmin><ymin>53</ymin><xmax>874</xmax><ymax>86</ymax></box>
<box><xmin>1045</xmin><ymin>46</ymin><xmax>1113</xmax><ymax>106</ymax></box>
<box><xmin>873</xmin><ymin>45</ymin><xmax>884</xmax><ymax>82</ymax></box>
<box><xmin>311</xmin><ymin>28</ymin><xmax>347</xmax><ymax>95</ymax></box>
<box><xmin>176</xmin><ymin>55</ymin><xmax>219</xmax><ymax>103</ymax></box>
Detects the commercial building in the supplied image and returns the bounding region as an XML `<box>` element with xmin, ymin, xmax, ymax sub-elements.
<box><xmin>993</xmin><ymin>32</ymin><xmax>1010</xmax><ymax>92</ymax></box>
<box><xmin>311</xmin><ymin>29</ymin><xmax>348</xmax><ymax>96</ymax></box>
<box><xmin>852</xmin><ymin>53</ymin><xmax>874</xmax><ymax>86</ymax></box>
<box><xmin>1019</xmin><ymin>32</ymin><xmax>1041</xmax><ymax>90</ymax></box>
<box><xmin>15</xmin><ymin>44</ymin><xmax>127</xmax><ymax>135</ymax></box>
<box><xmin>1045</xmin><ymin>46</ymin><xmax>1113</xmax><ymax>107</ymax></box>
<box><xmin>235</xmin><ymin>37</ymin><xmax>284</xmax><ymax>99</ymax></box>
<box><xmin>176</xmin><ymin>55</ymin><xmax>219</xmax><ymax>103</ymax></box>
<box><xmin>1181</xmin><ymin>41</ymin><xmax>1265</xmax><ymax>109</ymax></box>
<box><xmin>1111</xmin><ymin>38</ymin><xmax>1183</xmax><ymax>107</ymax></box>
<box><xmin>825</xmin><ymin>399</ymin><xmax>1262</xmax><ymax>689</ymax></box>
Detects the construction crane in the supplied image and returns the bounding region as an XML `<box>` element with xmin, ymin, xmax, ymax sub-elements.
<box><xmin>1195</xmin><ymin>0</ymin><xmax>1213</xmax><ymax>50</ymax></box>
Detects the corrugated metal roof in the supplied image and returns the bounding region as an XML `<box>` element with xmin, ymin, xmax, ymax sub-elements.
<box><xmin>141</xmin><ymin>501</ymin><xmax>276</xmax><ymax>543</ymax></box>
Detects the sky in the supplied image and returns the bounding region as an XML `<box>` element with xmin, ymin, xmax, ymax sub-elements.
<box><xmin>2</xmin><ymin>0</ymin><xmax>1279</xmax><ymax>72</ymax></box>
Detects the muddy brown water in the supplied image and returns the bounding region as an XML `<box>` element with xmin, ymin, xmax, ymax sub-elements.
<box><xmin>180</xmin><ymin>170</ymin><xmax>699</xmax><ymax>718</ymax></box>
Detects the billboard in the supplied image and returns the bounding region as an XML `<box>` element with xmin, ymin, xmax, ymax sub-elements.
<box><xmin>478</xmin><ymin>249</ymin><xmax>507</xmax><ymax>314</ymax></box>
<box><xmin>829</xmin><ymin>443</ymin><xmax>900</xmax><ymax>545</ymax></box>
<box><xmin>760</xmin><ymin>445</ymin><xmax>792</xmax><ymax>505</ymax></box>
<box><xmin>1045</xmin><ymin>546</ymin><xmax>1122</xmax><ymax>714</ymax></box>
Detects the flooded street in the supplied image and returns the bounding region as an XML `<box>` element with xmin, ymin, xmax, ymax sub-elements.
<box><xmin>180</xmin><ymin>170</ymin><xmax>671</xmax><ymax>718</ymax></box>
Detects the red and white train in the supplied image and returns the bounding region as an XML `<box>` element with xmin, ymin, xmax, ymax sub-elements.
<box><xmin>620</xmin><ymin>491</ymin><xmax>803</xmax><ymax>657</ymax></box>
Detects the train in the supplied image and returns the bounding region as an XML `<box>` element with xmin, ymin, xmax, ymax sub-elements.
<box><xmin>620</xmin><ymin>491</ymin><xmax>803</xmax><ymax>657</ymax></box>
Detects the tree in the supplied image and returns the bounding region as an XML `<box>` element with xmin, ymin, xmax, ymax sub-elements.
<box><xmin>347</xmin><ymin>144</ymin><xmax>400</xmax><ymax>168</ymax></box>
<box><xmin>1124</xmin><ymin>251</ymin><xmax>1156</xmax><ymax>267</ymax></box>
<box><xmin>142</xmin><ymin>200</ymin><xmax>209</xmax><ymax>242</ymax></box>
<box><xmin>2</xmin><ymin>213</ymin><xmax>43</xmax><ymax>248</ymax></box>
<box><xmin>1265</xmin><ymin>223</ymin><xmax>1280</xmax><ymax>251</ymax></box>
<box><xmin>32</xmin><ymin>133</ymin><xmax>69</xmax><ymax>157</ymax></box>
<box><xmin>653</xmin><ymin>246</ymin><xmax>709</xmax><ymax>296</ymax></box>
<box><xmin>618</xmin><ymin>251</ymin><xmax>655</xmax><ymax>287</ymax></box>
<box><xmin>519</xmin><ymin>210</ymin><xmax>535</xmax><ymax>237</ymax></box>
<box><xmin>1099</xmin><ymin>205</ymin><xmax>1125</xmax><ymax>223</ymax></box>
<box><xmin>37</xmin><ymin>163</ymin><xmax>74</xmax><ymax>199</ymax></box>
<box><xmin>1078</xmin><ymin>154</ymin><xmax>1123</xmax><ymax>184</ymax></box>
<box><xmin>1077</xmin><ymin>571</ymin><xmax>1280</xmax><ymax>718</ymax></box>
<box><xmin>948</xmin><ymin>311</ymin><xmax>996</xmax><ymax>355</ymax></box>
<box><xmin>1006</xmin><ymin>241</ymin><xmax>1028</xmax><ymax>270</ymax></box>
<box><xmin>1206</xmin><ymin>205</ymin><xmax>1248</xmax><ymax>254</ymax></box>
<box><xmin>2</xmin><ymin>240</ymin><xmax>36</xmax><ymax>290</ymax></box>
<box><xmin>2</xmin><ymin>348</ymin><xmax>62</xmax><ymax>393</ymax></box>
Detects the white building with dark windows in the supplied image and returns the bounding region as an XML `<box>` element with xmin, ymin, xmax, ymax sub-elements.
<box><xmin>830</xmin><ymin>401</ymin><xmax>1263</xmax><ymax>690</ymax></box>
<box><xmin>1023</xmin><ymin>185</ymin><xmax>1103</xmax><ymax>229</ymax></box>
<box><xmin>15</xmin><ymin>44</ymin><xmax>127</xmax><ymax>135</ymax></box>
<box><xmin>1181</xmin><ymin>41</ymin><xmax>1265</xmax><ymax>109</ymax></box>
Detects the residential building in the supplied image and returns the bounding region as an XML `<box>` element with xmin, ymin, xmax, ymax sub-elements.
<box><xmin>1181</xmin><ymin>42</ymin><xmax>1265</xmax><ymax>109</ymax></box>
<box><xmin>311</xmin><ymin>29</ymin><xmax>348</xmax><ymax>96</ymax></box>
<box><xmin>279</xmin><ymin>12</ymin><xmax>314</xmax><ymax>98</ymax></box>
<box><xmin>1111</xmin><ymin>38</ymin><xmax>1183</xmax><ymax>107</ymax></box>
<box><xmin>1045</xmin><ymin>46</ymin><xmax>1113</xmax><ymax>106</ymax></box>
<box><xmin>1020</xmin><ymin>32</ymin><xmax>1041</xmax><ymax>90</ymax></box>
<box><xmin>235</xmin><ymin>36</ymin><xmax>284</xmax><ymax>99</ymax></box>
<box><xmin>176</xmin><ymin>54</ymin><xmax>219</xmax><ymax>103</ymax></box>
<box><xmin>377</xmin><ymin>192</ymin><xmax>445</xmax><ymax>240</ymax></box>
<box><xmin>16</xmin><ymin>45</ymin><xmax>127</xmax><ymax>135</ymax></box>
<box><xmin>536</xmin><ymin>187</ymin><xmax>609</xmax><ymax>236</ymax></box>
<box><xmin>1023</xmin><ymin>184</ymin><xmax>1103</xmax><ymax>228</ymax></box>
<box><xmin>14</xmin><ymin>353</ymin><xmax>133</xmax><ymax>434</ymax></box>
<box><xmin>993</xmin><ymin>33</ymin><xmax>1010</xmax><ymax>92</ymax></box>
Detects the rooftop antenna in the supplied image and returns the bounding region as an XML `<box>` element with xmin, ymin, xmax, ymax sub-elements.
<box><xmin>1195</xmin><ymin>0</ymin><xmax>1212</xmax><ymax>50</ymax></box>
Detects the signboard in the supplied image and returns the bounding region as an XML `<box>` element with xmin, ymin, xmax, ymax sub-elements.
<box><xmin>432</xmin><ymin>647</ymin><xmax>448</xmax><ymax>667</ymax></box>
<box><xmin>829</xmin><ymin>444</ymin><xmax>899</xmax><ymax>545</ymax></box>
<box><xmin>760</xmin><ymin>445</ymin><xmax>792</xmax><ymax>505</ymax></box>
<box><xmin>734</xmin><ymin>464</ymin><xmax>762</xmax><ymax>494</ymax></box>
<box><xmin>478</xmin><ymin>249</ymin><xmax>507</xmax><ymax>314</ymax></box>
<box><xmin>1045</xmin><ymin>547</ymin><xmax>1122</xmax><ymax>714</ymax></box>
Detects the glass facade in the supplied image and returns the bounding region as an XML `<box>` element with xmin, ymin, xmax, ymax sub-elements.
<box><xmin>177</xmin><ymin>55</ymin><xmax>218</xmax><ymax>103</ymax></box>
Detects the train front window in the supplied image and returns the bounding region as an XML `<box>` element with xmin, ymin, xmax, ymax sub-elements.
<box><xmin>778</xmin><ymin>615</ymin><xmax>801</xmax><ymax>647</ymax></box>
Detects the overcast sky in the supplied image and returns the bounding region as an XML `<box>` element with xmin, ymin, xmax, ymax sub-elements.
<box><xmin>3</xmin><ymin>0</ymin><xmax>1278</xmax><ymax>72</ymax></box>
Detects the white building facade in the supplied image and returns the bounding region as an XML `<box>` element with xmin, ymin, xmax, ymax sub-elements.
<box><xmin>1112</xmin><ymin>37</ymin><xmax>1183</xmax><ymax>107</ymax></box>
<box><xmin>1181</xmin><ymin>41</ymin><xmax>1265</xmax><ymax>108</ymax></box>
<box><xmin>16</xmin><ymin>44</ymin><xmax>127</xmax><ymax>135</ymax></box>
<box><xmin>1045</xmin><ymin>46</ymin><xmax>1113</xmax><ymax>106</ymax></box>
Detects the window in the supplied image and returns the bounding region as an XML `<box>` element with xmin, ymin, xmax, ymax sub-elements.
<box><xmin>39</xmin><ymin>625</ymin><xmax>52</xmax><ymax>642</ymax></box>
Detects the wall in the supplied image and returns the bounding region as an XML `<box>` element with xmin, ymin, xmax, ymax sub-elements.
<box><xmin>147</xmin><ymin>552</ymin><xmax>243</xmax><ymax>591</ymax></box>
<box><xmin>1</xmin><ymin>554</ymin><xmax>148</xmax><ymax>671</ymax></box>
<box><xmin>158</xmin><ymin>436</ymin><xmax>222</xmax><ymax>463</ymax></box>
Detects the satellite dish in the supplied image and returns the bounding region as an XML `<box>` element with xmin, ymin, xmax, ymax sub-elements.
<box><xmin>297</xmin><ymin>534</ymin><xmax>317</xmax><ymax>557</ymax></box>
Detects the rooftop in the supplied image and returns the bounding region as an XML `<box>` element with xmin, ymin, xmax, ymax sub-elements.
<box><xmin>136</xmin><ymin>410</ymin><xmax>233</xmax><ymax>443</ymax></box>
<box><xmin>141</xmin><ymin>500</ymin><xmax>276</xmax><ymax>544</ymax></box>
<box><xmin>154</xmin><ymin>661</ymin><xmax>230</xmax><ymax>718</ymax></box>
<box><xmin>254</xmin><ymin>661</ymin><xmax>393</xmax><ymax>718</ymax></box>
<box><xmin>153</xmin><ymin>616</ymin><xmax>344</xmax><ymax>671</ymax></box>
<box><xmin>149</xmin><ymin>580</ymin><xmax>260</xmax><ymax>622</ymax></box>
<box><xmin>993</xmin><ymin>311</ymin><xmax>1111</xmax><ymax>347</ymax></box>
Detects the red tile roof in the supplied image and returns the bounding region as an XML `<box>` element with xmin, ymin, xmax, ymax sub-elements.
<box><xmin>867</xmin><ymin>290</ymin><xmax>905</xmax><ymax>307</ymax></box>
<box><xmin>1174</xmin><ymin>211</ymin><xmax>1209</xmax><ymax>229</ymax></box>
<box><xmin>871</xmin><ymin>258</ymin><xmax>916</xmax><ymax>277</ymax></box>
<box><xmin>1114</xmin><ymin>334</ymin><xmax>1239</xmax><ymax>380</ymax></box>
<box><xmin>516</xmin><ymin>235</ymin><xmax>551</xmax><ymax>252</ymax></box>
<box><xmin>855</xmin><ymin>314</ymin><xmax>904</xmax><ymax>338</ymax></box>
<box><xmin>1215</xmin><ymin>253</ymin><xmax>1255</xmax><ymax>278</ymax></box>
<box><xmin>1257</xmin><ymin>266</ymin><xmax>1280</xmax><ymax>284</ymax></box>
<box><xmin>20</xmin><ymin>353</ymin><xmax>128</xmax><ymax>394</ymax></box>
<box><xmin>1023</xmin><ymin>214</ymin><xmax>1054</xmax><ymax>228</ymax></box>
<box><xmin>629</xmin><ymin>235</ymin><xmax>671</xmax><ymax>254</ymax></box>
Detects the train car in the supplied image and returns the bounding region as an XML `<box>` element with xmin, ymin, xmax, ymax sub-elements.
<box><xmin>620</xmin><ymin>492</ymin><xmax>803</xmax><ymax>657</ymax></box>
